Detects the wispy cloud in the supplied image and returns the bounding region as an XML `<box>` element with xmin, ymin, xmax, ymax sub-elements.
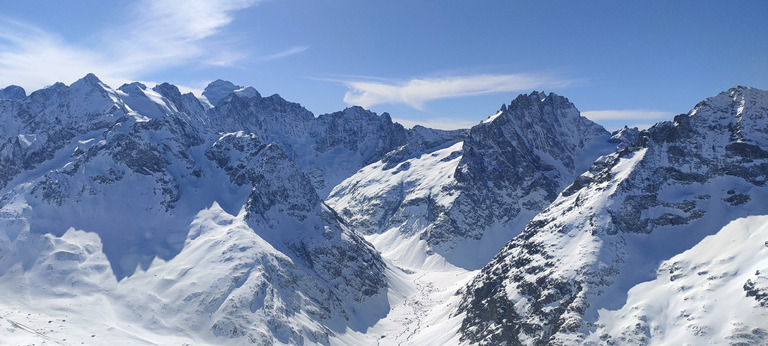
<box><xmin>0</xmin><ymin>0</ymin><xmax>267</xmax><ymax>91</ymax></box>
<box><xmin>581</xmin><ymin>109</ymin><xmax>674</xmax><ymax>121</ymax></box>
<box><xmin>203</xmin><ymin>50</ymin><xmax>249</xmax><ymax>67</ymax></box>
<box><xmin>111</xmin><ymin>0</ymin><xmax>259</xmax><ymax>70</ymax></box>
<box><xmin>391</xmin><ymin>117</ymin><xmax>477</xmax><ymax>131</ymax></box>
<box><xmin>341</xmin><ymin>73</ymin><xmax>573</xmax><ymax>109</ymax></box>
<box><xmin>0</xmin><ymin>20</ymin><xmax>114</xmax><ymax>89</ymax></box>
<box><xmin>256</xmin><ymin>46</ymin><xmax>310</xmax><ymax>62</ymax></box>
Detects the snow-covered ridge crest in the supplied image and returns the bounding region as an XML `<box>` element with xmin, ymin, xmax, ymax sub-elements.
<box><xmin>0</xmin><ymin>73</ymin><xmax>422</xmax><ymax>344</ymax></box>
<box><xmin>201</xmin><ymin>79</ymin><xmax>261</xmax><ymax>107</ymax></box>
<box><xmin>4</xmin><ymin>74</ymin><xmax>764</xmax><ymax>344</ymax></box>
<box><xmin>456</xmin><ymin>86</ymin><xmax>768</xmax><ymax>345</ymax></box>
<box><xmin>327</xmin><ymin>90</ymin><xmax>622</xmax><ymax>271</ymax></box>
<box><xmin>0</xmin><ymin>73</ymin><xmax>464</xmax><ymax>196</ymax></box>
<box><xmin>0</xmin><ymin>74</ymin><xmax>132</xmax><ymax>192</ymax></box>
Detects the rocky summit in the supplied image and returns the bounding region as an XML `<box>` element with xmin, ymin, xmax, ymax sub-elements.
<box><xmin>1</xmin><ymin>76</ymin><xmax>766</xmax><ymax>345</ymax></box>
<box><xmin>456</xmin><ymin>86</ymin><xmax>768</xmax><ymax>345</ymax></box>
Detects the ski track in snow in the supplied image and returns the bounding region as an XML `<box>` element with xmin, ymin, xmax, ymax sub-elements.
<box><xmin>0</xmin><ymin>314</ymin><xmax>66</xmax><ymax>345</ymax></box>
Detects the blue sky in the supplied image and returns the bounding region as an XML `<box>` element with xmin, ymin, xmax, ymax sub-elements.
<box><xmin>1</xmin><ymin>0</ymin><xmax>766</xmax><ymax>130</ymax></box>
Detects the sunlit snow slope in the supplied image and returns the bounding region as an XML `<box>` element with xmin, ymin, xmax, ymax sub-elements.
<box><xmin>325</xmin><ymin>92</ymin><xmax>633</xmax><ymax>345</ymax></box>
<box><xmin>588</xmin><ymin>215</ymin><xmax>768</xmax><ymax>345</ymax></box>
<box><xmin>457</xmin><ymin>86</ymin><xmax>768</xmax><ymax>345</ymax></box>
<box><xmin>0</xmin><ymin>74</ymin><xmax>424</xmax><ymax>344</ymax></box>
<box><xmin>327</xmin><ymin>92</ymin><xmax>629</xmax><ymax>270</ymax></box>
<box><xmin>1</xmin><ymin>76</ymin><xmax>766</xmax><ymax>345</ymax></box>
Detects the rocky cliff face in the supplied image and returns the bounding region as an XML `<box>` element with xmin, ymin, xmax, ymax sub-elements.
<box><xmin>0</xmin><ymin>85</ymin><xmax>27</xmax><ymax>100</ymax></box>
<box><xmin>203</xmin><ymin>84</ymin><xmax>462</xmax><ymax>197</ymax></box>
<box><xmin>456</xmin><ymin>86</ymin><xmax>768</xmax><ymax>345</ymax></box>
<box><xmin>0</xmin><ymin>74</ymin><xmax>129</xmax><ymax>191</ymax></box>
<box><xmin>0</xmin><ymin>74</ymin><xmax>404</xmax><ymax>344</ymax></box>
<box><xmin>327</xmin><ymin>92</ymin><xmax>623</xmax><ymax>268</ymax></box>
<box><xmin>3</xmin><ymin>74</ymin><xmax>765</xmax><ymax>345</ymax></box>
<box><xmin>435</xmin><ymin>92</ymin><xmax>612</xmax><ymax>246</ymax></box>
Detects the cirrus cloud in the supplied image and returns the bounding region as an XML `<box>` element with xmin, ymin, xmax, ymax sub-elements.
<box><xmin>341</xmin><ymin>73</ymin><xmax>574</xmax><ymax>109</ymax></box>
<box><xmin>255</xmin><ymin>46</ymin><xmax>310</xmax><ymax>62</ymax></box>
<box><xmin>0</xmin><ymin>0</ymin><xmax>307</xmax><ymax>92</ymax></box>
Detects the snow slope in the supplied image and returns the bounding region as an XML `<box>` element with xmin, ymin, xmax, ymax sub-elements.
<box><xmin>2</xmin><ymin>75</ymin><xmax>766</xmax><ymax>345</ymax></box>
<box><xmin>587</xmin><ymin>215</ymin><xmax>768</xmax><ymax>345</ymax></box>
<box><xmin>457</xmin><ymin>86</ymin><xmax>768</xmax><ymax>345</ymax></box>
<box><xmin>327</xmin><ymin>91</ymin><xmax>627</xmax><ymax>270</ymax></box>
<box><xmin>0</xmin><ymin>74</ymin><xmax>399</xmax><ymax>344</ymax></box>
<box><xmin>0</xmin><ymin>202</ymin><xmax>387</xmax><ymax>345</ymax></box>
<box><xmin>325</xmin><ymin>92</ymin><xmax>632</xmax><ymax>345</ymax></box>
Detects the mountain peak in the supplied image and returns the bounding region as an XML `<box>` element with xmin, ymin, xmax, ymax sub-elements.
<box><xmin>489</xmin><ymin>91</ymin><xmax>601</xmax><ymax>136</ymax></box>
<box><xmin>725</xmin><ymin>85</ymin><xmax>766</xmax><ymax>105</ymax></box>
<box><xmin>690</xmin><ymin>86</ymin><xmax>766</xmax><ymax>114</ymax></box>
<box><xmin>506</xmin><ymin>90</ymin><xmax>573</xmax><ymax>115</ymax></box>
<box><xmin>74</xmin><ymin>73</ymin><xmax>104</xmax><ymax>86</ymax></box>
<box><xmin>729</xmin><ymin>85</ymin><xmax>755</xmax><ymax>93</ymax></box>
<box><xmin>674</xmin><ymin>86</ymin><xmax>768</xmax><ymax>144</ymax></box>
<box><xmin>152</xmin><ymin>82</ymin><xmax>183</xmax><ymax>102</ymax></box>
<box><xmin>459</xmin><ymin>90</ymin><xmax>610</xmax><ymax>195</ymax></box>
<box><xmin>204</xmin><ymin>79</ymin><xmax>237</xmax><ymax>91</ymax></box>
<box><xmin>203</xmin><ymin>79</ymin><xmax>261</xmax><ymax>107</ymax></box>
<box><xmin>528</xmin><ymin>90</ymin><xmax>550</xmax><ymax>99</ymax></box>
<box><xmin>68</xmin><ymin>73</ymin><xmax>113</xmax><ymax>97</ymax></box>
<box><xmin>0</xmin><ymin>85</ymin><xmax>26</xmax><ymax>99</ymax></box>
<box><xmin>117</xmin><ymin>82</ymin><xmax>148</xmax><ymax>94</ymax></box>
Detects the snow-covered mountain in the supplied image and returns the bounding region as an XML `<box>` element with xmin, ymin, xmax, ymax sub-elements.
<box><xmin>456</xmin><ymin>86</ymin><xmax>768</xmax><ymax>345</ymax></box>
<box><xmin>589</xmin><ymin>215</ymin><xmax>768</xmax><ymax>345</ymax></box>
<box><xmin>327</xmin><ymin>92</ymin><xmax>630</xmax><ymax>269</ymax></box>
<box><xmin>1</xmin><ymin>75</ymin><xmax>766</xmax><ymax>345</ymax></box>
<box><xmin>0</xmin><ymin>74</ymin><xmax>455</xmax><ymax>344</ymax></box>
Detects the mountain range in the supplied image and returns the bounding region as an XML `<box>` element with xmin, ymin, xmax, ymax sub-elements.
<box><xmin>0</xmin><ymin>75</ymin><xmax>765</xmax><ymax>345</ymax></box>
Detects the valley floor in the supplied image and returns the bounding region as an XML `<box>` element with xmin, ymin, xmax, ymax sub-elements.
<box><xmin>4</xmin><ymin>216</ymin><xmax>768</xmax><ymax>345</ymax></box>
<box><xmin>331</xmin><ymin>251</ymin><xmax>473</xmax><ymax>345</ymax></box>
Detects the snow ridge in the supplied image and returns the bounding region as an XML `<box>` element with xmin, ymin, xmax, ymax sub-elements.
<box><xmin>0</xmin><ymin>74</ymin><xmax>426</xmax><ymax>344</ymax></box>
<box><xmin>327</xmin><ymin>91</ymin><xmax>620</xmax><ymax>270</ymax></box>
<box><xmin>457</xmin><ymin>86</ymin><xmax>768</xmax><ymax>345</ymax></box>
<box><xmin>2</xmin><ymin>75</ymin><xmax>766</xmax><ymax>345</ymax></box>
